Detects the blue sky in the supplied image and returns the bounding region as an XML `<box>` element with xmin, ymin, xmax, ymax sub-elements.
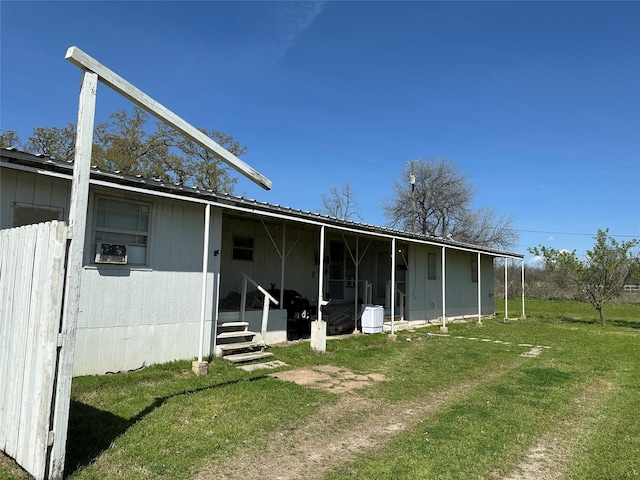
<box><xmin>2</xmin><ymin>1</ymin><xmax>639</xmax><ymax>262</ymax></box>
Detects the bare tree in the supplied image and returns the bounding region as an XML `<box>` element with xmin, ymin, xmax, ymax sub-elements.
<box><xmin>383</xmin><ymin>158</ymin><xmax>517</xmax><ymax>248</ymax></box>
<box><xmin>321</xmin><ymin>183</ymin><xmax>362</xmax><ymax>221</ymax></box>
<box><xmin>455</xmin><ymin>207</ymin><xmax>517</xmax><ymax>248</ymax></box>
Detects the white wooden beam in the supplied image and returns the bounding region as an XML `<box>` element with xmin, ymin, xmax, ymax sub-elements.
<box><xmin>49</xmin><ymin>69</ymin><xmax>97</xmax><ymax>479</ymax></box>
<box><xmin>65</xmin><ymin>46</ymin><xmax>272</xmax><ymax>191</ymax></box>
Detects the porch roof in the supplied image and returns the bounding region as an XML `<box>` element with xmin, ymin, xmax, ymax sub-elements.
<box><xmin>1</xmin><ymin>147</ymin><xmax>524</xmax><ymax>259</ymax></box>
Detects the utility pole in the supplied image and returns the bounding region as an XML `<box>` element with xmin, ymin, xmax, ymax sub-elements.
<box><xmin>409</xmin><ymin>159</ymin><xmax>416</xmax><ymax>234</ymax></box>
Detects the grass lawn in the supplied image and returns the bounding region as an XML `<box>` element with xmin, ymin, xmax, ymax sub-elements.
<box><xmin>1</xmin><ymin>299</ymin><xmax>639</xmax><ymax>479</ymax></box>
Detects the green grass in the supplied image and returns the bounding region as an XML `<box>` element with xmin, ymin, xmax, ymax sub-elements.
<box><xmin>499</xmin><ymin>297</ymin><xmax>640</xmax><ymax>327</ymax></box>
<box><xmin>1</xmin><ymin>299</ymin><xmax>638</xmax><ymax>479</ymax></box>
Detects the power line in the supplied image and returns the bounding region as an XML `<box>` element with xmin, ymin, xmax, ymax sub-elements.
<box><xmin>516</xmin><ymin>229</ymin><xmax>638</xmax><ymax>238</ymax></box>
<box><xmin>474</xmin><ymin>162</ymin><xmax>639</xmax><ymax>186</ymax></box>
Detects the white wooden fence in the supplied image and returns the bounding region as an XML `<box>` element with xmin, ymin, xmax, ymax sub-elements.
<box><xmin>0</xmin><ymin>221</ymin><xmax>68</xmax><ymax>480</ymax></box>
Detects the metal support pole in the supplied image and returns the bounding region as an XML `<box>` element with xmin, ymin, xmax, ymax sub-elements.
<box><xmin>441</xmin><ymin>247</ymin><xmax>447</xmax><ymax>332</ymax></box>
<box><xmin>311</xmin><ymin>225</ymin><xmax>327</xmax><ymax>352</ymax></box>
<box><xmin>391</xmin><ymin>238</ymin><xmax>396</xmax><ymax>336</ymax></box>
<box><xmin>212</xmin><ymin>272</ymin><xmax>220</xmax><ymax>355</ymax></box>
<box><xmin>477</xmin><ymin>252</ymin><xmax>482</xmax><ymax>325</ymax></box>
<box><xmin>317</xmin><ymin>225</ymin><xmax>325</xmax><ymax>322</ymax></box>
<box><xmin>521</xmin><ymin>259</ymin><xmax>526</xmax><ymax>319</ymax></box>
<box><xmin>504</xmin><ymin>259</ymin><xmax>509</xmax><ymax>321</ymax></box>
<box><xmin>280</xmin><ymin>223</ymin><xmax>286</xmax><ymax>308</ymax></box>
<box><xmin>197</xmin><ymin>203</ymin><xmax>210</xmax><ymax>362</ymax></box>
<box><xmin>354</xmin><ymin>236</ymin><xmax>359</xmax><ymax>334</ymax></box>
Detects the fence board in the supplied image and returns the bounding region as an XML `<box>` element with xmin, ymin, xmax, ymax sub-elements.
<box><xmin>0</xmin><ymin>221</ymin><xmax>68</xmax><ymax>480</ymax></box>
<box><xmin>0</xmin><ymin>226</ymin><xmax>17</xmax><ymax>451</ymax></box>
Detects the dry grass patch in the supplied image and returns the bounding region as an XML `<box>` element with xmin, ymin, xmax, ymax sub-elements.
<box><xmin>268</xmin><ymin>365</ymin><xmax>387</xmax><ymax>393</ymax></box>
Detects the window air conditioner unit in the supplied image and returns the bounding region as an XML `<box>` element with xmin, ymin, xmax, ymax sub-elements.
<box><xmin>95</xmin><ymin>242</ymin><xmax>128</xmax><ymax>264</ymax></box>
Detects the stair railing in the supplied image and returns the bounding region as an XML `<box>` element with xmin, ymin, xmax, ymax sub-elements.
<box><xmin>382</xmin><ymin>278</ymin><xmax>406</xmax><ymax>321</ymax></box>
<box><xmin>240</xmin><ymin>273</ymin><xmax>279</xmax><ymax>343</ymax></box>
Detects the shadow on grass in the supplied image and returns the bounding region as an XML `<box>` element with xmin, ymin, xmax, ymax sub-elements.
<box><xmin>558</xmin><ymin>316</ymin><xmax>640</xmax><ymax>329</ymax></box>
<box><xmin>64</xmin><ymin>375</ymin><xmax>268</xmax><ymax>476</ymax></box>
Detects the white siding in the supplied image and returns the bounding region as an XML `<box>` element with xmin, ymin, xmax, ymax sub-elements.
<box><xmin>73</xmin><ymin>193</ymin><xmax>222</xmax><ymax>376</ymax></box>
<box><xmin>445</xmin><ymin>252</ymin><xmax>495</xmax><ymax>317</ymax></box>
<box><xmin>0</xmin><ymin>169</ymin><xmax>70</xmax><ymax>229</ymax></box>
<box><xmin>407</xmin><ymin>245</ymin><xmax>495</xmax><ymax>321</ymax></box>
<box><xmin>74</xmin><ymin>269</ymin><xmax>216</xmax><ymax>375</ymax></box>
<box><xmin>407</xmin><ymin>244</ymin><xmax>443</xmax><ymax>320</ymax></box>
<box><xmin>220</xmin><ymin>219</ymin><xmax>320</xmax><ymax>303</ymax></box>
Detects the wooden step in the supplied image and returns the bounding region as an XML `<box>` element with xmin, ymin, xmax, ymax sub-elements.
<box><xmin>219</xmin><ymin>341</ymin><xmax>263</xmax><ymax>353</ymax></box>
<box><xmin>224</xmin><ymin>351</ymin><xmax>274</xmax><ymax>364</ymax></box>
<box><xmin>217</xmin><ymin>330</ymin><xmax>257</xmax><ymax>340</ymax></box>
<box><xmin>217</xmin><ymin>321</ymin><xmax>249</xmax><ymax>329</ymax></box>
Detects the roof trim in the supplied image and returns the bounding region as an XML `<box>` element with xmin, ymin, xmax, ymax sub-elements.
<box><xmin>0</xmin><ymin>148</ymin><xmax>524</xmax><ymax>259</ymax></box>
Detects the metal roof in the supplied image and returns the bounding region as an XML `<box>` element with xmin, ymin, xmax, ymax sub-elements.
<box><xmin>1</xmin><ymin>147</ymin><xmax>524</xmax><ymax>259</ymax></box>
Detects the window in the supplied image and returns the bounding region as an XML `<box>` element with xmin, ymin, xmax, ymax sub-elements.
<box><xmin>427</xmin><ymin>253</ymin><xmax>436</xmax><ymax>280</ymax></box>
<box><xmin>94</xmin><ymin>197</ymin><xmax>150</xmax><ymax>265</ymax></box>
<box><xmin>232</xmin><ymin>236</ymin><xmax>254</xmax><ymax>261</ymax></box>
<box><xmin>471</xmin><ymin>258</ymin><xmax>478</xmax><ymax>283</ymax></box>
<box><xmin>12</xmin><ymin>203</ymin><xmax>63</xmax><ymax>227</ymax></box>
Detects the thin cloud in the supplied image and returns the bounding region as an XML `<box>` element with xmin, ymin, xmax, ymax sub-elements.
<box><xmin>269</xmin><ymin>2</ymin><xmax>326</xmax><ymax>60</ymax></box>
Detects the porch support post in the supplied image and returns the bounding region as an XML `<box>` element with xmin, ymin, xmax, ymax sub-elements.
<box><xmin>477</xmin><ymin>252</ymin><xmax>482</xmax><ymax>325</ymax></box>
<box><xmin>354</xmin><ymin>236</ymin><xmax>359</xmax><ymax>334</ymax></box>
<box><xmin>212</xmin><ymin>272</ymin><xmax>220</xmax><ymax>356</ymax></box>
<box><xmin>391</xmin><ymin>238</ymin><xmax>396</xmax><ymax>336</ymax></box>
<box><xmin>311</xmin><ymin>225</ymin><xmax>327</xmax><ymax>352</ymax></box>
<box><xmin>504</xmin><ymin>259</ymin><xmax>509</xmax><ymax>321</ymax></box>
<box><xmin>194</xmin><ymin>203</ymin><xmax>210</xmax><ymax>374</ymax></box>
<box><xmin>521</xmin><ymin>259</ymin><xmax>526</xmax><ymax>319</ymax></box>
<box><xmin>49</xmin><ymin>69</ymin><xmax>97</xmax><ymax>478</ymax></box>
<box><xmin>317</xmin><ymin>225</ymin><xmax>325</xmax><ymax>322</ymax></box>
<box><xmin>441</xmin><ymin>246</ymin><xmax>448</xmax><ymax>333</ymax></box>
<box><xmin>280</xmin><ymin>223</ymin><xmax>286</xmax><ymax>307</ymax></box>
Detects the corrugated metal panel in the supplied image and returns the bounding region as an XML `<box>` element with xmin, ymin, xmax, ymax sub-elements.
<box><xmin>0</xmin><ymin>221</ymin><xmax>68</xmax><ymax>480</ymax></box>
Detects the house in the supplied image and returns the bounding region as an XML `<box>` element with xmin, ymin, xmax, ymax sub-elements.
<box><xmin>1</xmin><ymin>147</ymin><xmax>524</xmax><ymax>376</ymax></box>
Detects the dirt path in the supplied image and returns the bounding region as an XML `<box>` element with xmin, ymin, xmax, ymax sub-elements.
<box><xmin>195</xmin><ymin>336</ymin><xmax>608</xmax><ymax>480</ymax></box>
<box><xmin>195</xmin><ymin>365</ymin><xmax>506</xmax><ymax>480</ymax></box>
<box><xmin>500</xmin><ymin>378</ymin><xmax>615</xmax><ymax>480</ymax></box>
